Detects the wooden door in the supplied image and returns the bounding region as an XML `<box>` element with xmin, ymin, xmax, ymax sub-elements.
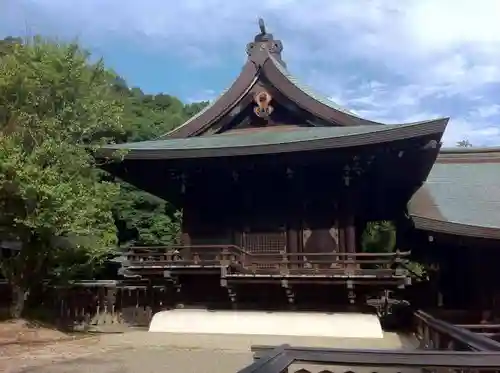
<box><xmin>302</xmin><ymin>221</ymin><xmax>340</xmax><ymax>268</ymax></box>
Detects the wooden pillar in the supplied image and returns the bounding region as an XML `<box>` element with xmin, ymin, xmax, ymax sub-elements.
<box><xmin>345</xmin><ymin>214</ymin><xmax>356</xmax><ymax>253</ymax></box>
<box><xmin>180</xmin><ymin>207</ymin><xmax>191</xmax><ymax>260</ymax></box>
<box><xmin>345</xmin><ymin>211</ymin><xmax>357</xmax><ymax>305</ymax></box>
<box><xmin>180</xmin><ymin>207</ymin><xmax>191</xmax><ymax>246</ymax></box>
<box><xmin>338</xmin><ymin>216</ymin><xmax>346</xmax><ymax>254</ymax></box>
<box><xmin>286</xmin><ymin>224</ymin><xmax>299</xmax><ymax>269</ymax></box>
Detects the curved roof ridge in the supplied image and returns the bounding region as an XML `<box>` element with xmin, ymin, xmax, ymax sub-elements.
<box><xmin>159</xmin><ymin>61</ymin><xmax>259</xmax><ymax>139</ymax></box>
<box><xmin>158</xmin><ymin>88</ymin><xmax>229</xmax><ymax>138</ymax></box>
<box><xmin>268</xmin><ymin>55</ymin><xmax>359</xmax><ymax>117</ymax></box>
<box><xmin>265</xmin><ymin>54</ymin><xmax>384</xmax><ymax>126</ymax></box>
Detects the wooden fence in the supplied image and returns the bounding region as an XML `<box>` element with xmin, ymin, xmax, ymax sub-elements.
<box><xmin>0</xmin><ymin>280</ymin><xmax>173</xmax><ymax>330</ymax></box>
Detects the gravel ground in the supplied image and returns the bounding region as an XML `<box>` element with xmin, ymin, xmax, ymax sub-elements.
<box><xmin>0</xmin><ymin>331</ymin><xmax>415</xmax><ymax>373</ymax></box>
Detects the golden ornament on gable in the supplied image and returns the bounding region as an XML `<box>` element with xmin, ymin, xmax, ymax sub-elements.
<box><xmin>253</xmin><ymin>90</ymin><xmax>274</xmax><ymax>118</ymax></box>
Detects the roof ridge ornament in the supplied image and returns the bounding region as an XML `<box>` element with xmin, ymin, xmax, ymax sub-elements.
<box><xmin>246</xmin><ymin>18</ymin><xmax>284</xmax><ymax>66</ymax></box>
<box><xmin>258</xmin><ymin>18</ymin><xmax>266</xmax><ymax>36</ymax></box>
<box><xmin>255</xmin><ymin>18</ymin><xmax>272</xmax><ymax>42</ymax></box>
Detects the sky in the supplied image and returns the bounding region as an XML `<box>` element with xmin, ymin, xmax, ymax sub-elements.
<box><xmin>2</xmin><ymin>0</ymin><xmax>500</xmax><ymax>147</ymax></box>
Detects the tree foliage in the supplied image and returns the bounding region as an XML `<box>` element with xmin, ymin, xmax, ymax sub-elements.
<box><xmin>109</xmin><ymin>79</ymin><xmax>207</xmax><ymax>247</ymax></box>
<box><xmin>361</xmin><ymin>221</ymin><xmax>396</xmax><ymax>253</ymax></box>
<box><xmin>0</xmin><ymin>37</ymin><xmax>125</xmax><ymax>316</ymax></box>
<box><xmin>0</xmin><ymin>36</ymin><xmax>209</xmax><ymax>314</ymax></box>
<box><xmin>114</xmin><ymin>184</ymin><xmax>181</xmax><ymax>246</ymax></box>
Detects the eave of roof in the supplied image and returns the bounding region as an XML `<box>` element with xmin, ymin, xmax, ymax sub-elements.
<box><xmin>99</xmin><ymin>119</ymin><xmax>448</xmax><ymax>161</ymax></box>
<box><xmin>161</xmin><ymin>61</ymin><xmax>259</xmax><ymax>139</ymax></box>
<box><xmin>409</xmin><ymin>148</ymin><xmax>500</xmax><ymax>239</ymax></box>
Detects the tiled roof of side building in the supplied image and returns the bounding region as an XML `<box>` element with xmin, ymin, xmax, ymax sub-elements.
<box><xmin>409</xmin><ymin>147</ymin><xmax>500</xmax><ymax>239</ymax></box>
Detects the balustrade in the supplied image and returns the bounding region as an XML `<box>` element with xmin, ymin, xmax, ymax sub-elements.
<box><xmin>123</xmin><ymin>245</ymin><xmax>410</xmax><ymax>278</ymax></box>
<box><xmin>242</xmin><ymin>343</ymin><xmax>500</xmax><ymax>373</ymax></box>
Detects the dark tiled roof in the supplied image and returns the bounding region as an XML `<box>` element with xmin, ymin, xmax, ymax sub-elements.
<box><xmin>100</xmin><ymin>119</ymin><xmax>447</xmax><ymax>160</ymax></box>
<box><xmin>409</xmin><ymin>148</ymin><xmax>500</xmax><ymax>238</ymax></box>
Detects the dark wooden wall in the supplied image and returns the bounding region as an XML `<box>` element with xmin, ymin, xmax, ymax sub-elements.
<box><xmin>174</xmin><ymin>138</ymin><xmax>433</xmax><ymax>257</ymax></box>
<box><xmin>181</xmin><ymin>167</ymin><xmax>358</xmax><ymax>256</ymax></box>
<box><xmin>410</xmin><ymin>231</ymin><xmax>500</xmax><ymax>322</ymax></box>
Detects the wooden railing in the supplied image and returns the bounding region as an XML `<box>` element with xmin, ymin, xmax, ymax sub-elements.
<box><xmin>414</xmin><ymin>310</ymin><xmax>500</xmax><ymax>351</ymax></box>
<box><xmin>243</xmin><ymin>311</ymin><xmax>500</xmax><ymax>372</ymax></box>
<box><xmin>123</xmin><ymin>245</ymin><xmax>410</xmax><ymax>278</ymax></box>
<box><xmin>458</xmin><ymin>324</ymin><xmax>500</xmax><ymax>341</ymax></box>
<box><xmin>243</xmin><ymin>344</ymin><xmax>500</xmax><ymax>373</ymax></box>
<box><xmin>420</xmin><ymin>308</ymin><xmax>500</xmax><ymax>342</ymax></box>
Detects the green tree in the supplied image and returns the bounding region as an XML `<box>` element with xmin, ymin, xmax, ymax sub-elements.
<box><xmin>113</xmin><ymin>82</ymin><xmax>208</xmax><ymax>142</ymax></box>
<box><xmin>0</xmin><ymin>37</ymin><xmax>124</xmax><ymax>317</ymax></box>
<box><xmin>109</xmin><ymin>80</ymin><xmax>208</xmax><ymax>247</ymax></box>
<box><xmin>361</xmin><ymin>221</ymin><xmax>396</xmax><ymax>253</ymax></box>
<box><xmin>114</xmin><ymin>184</ymin><xmax>181</xmax><ymax>246</ymax></box>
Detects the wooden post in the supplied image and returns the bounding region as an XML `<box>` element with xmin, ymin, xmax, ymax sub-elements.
<box><xmin>338</xmin><ymin>216</ymin><xmax>346</xmax><ymax>254</ymax></box>
<box><xmin>181</xmin><ymin>206</ymin><xmax>191</xmax><ymax>259</ymax></box>
<box><xmin>286</xmin><ymin>224</ymin><xmax>299</xmax><ymax>269</ymax></box>
<box><xmin>345</xmin><ymin>214</ymin><xmax>356</xmax><ymax>254</ymax></box>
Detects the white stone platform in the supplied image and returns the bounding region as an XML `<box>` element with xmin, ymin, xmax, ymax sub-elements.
<box><xmin>148</xmin><ymin>309</ymin><xmax>383</xmax><ymax>339</ymax></box>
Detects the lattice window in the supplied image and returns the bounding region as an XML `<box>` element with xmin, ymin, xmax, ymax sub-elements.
<box><xmin>242</xmin><ymin>232</ymin><xmax>286</xmax><ymax>254</ymax></box>
<box><xmin>242</xmin><ymin>231</ymin><xmax>286</xmax><ymax>270</ymax></box>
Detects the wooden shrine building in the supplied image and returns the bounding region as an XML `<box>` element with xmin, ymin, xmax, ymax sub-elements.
<box><xmin>99</xmin><ymin>20</ymin><xmax>453</xmax><ymax>309</ymax></box>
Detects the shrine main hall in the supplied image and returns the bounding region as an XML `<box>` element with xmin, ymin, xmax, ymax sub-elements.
<box><xmin>99</xmin><ymin>21</ymin><xmax>500</xmax><ymax>311</ymax></box>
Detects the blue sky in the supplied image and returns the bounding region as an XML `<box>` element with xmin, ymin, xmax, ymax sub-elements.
<box><xmin>2</xmin><ymin>0</ymin><xmax>500</xmax><ymax>147</ymax></box>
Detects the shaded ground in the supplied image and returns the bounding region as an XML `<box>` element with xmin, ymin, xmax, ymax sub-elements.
<box><xmin>0</xmin><ymin>319</ymin><xmax>88</xmax><ymax>348</ymax></box>
<box><xmin>0</xmin><ymin>319</ymin><xmax>73</xmax><ymax>345</ymax></box>
<box><xmin>0</xmin><ymin>331</ymin><xmax>415</xmax><ymax>373</ymax></box>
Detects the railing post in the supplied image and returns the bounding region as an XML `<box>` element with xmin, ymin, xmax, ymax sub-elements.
<box><xmin>424</xmin><ymin>322</ymin><xmax>430</xmax><ymax>348</ymax></box>
<box><xmin>193</xmin><ymin>252</ymin><xmax>200</xmax><ymax>264</ymax></box>
<box><xmin>394</xmin><ymin>249</ymin><xmax>405</xmax><ymax>276</ymax></box>
<box><xmin>220</xmin><ymin>248</ymin><xmax>230</xmax><ymax>266</ymax></box>
<box><xmin>240</xmin><ymin>252</ymin><xmax>247</xmax><ymax>268</ymax></box>
<box><xmin>280</xmin><ymin>251</ymin><xmax>289</xmax><ymax>276</ymax></box>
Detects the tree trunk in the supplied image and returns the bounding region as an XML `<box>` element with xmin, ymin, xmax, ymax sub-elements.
<box><xmin>10</xmin><ymin>284</ymin><xmax>27</xmax><ymax>319</ymax></box>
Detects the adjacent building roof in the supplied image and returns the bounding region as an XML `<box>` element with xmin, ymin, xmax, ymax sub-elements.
<box><xmin>409</xmin><ymin>148</ymin><xmax>500</xmax><ymax>239</ymax></box>
<box><xmin>100</xmin><ymin>119</ymin><xmax>448</xmax><ymax>160</ymax></box>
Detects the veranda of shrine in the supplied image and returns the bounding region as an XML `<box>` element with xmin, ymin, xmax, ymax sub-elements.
<box><xmin>5</xmin><ymin>20</ymin><xmax>500</xmax><ymax>373</ymax></box>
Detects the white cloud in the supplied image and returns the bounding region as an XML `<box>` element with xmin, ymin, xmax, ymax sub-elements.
<box><xmin>4</xmin><ymin>0</ymin><xmax>500</xmax><ymax>146</ymax></box>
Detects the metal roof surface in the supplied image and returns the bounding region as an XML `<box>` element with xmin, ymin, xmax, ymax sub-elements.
<box><xmin>409</xmin><ymin>151</ymin><xmax>500</xmax><ymax>237</ymax></box>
